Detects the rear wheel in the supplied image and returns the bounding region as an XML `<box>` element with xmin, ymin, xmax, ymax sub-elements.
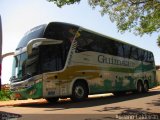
<box><xmin>46</xmin><ymin>97</ymin><xmax>59</xmax><ymax>103</ymax></box>
<box><xmin>71</xmin><ymin>82</ymin><xmax>88</xmax><ymax>102</ymax></box>
<box><xmin>136</xmin><ymin>81</ymin><xmax>143</xmax><ymax>93</ymax></box>
<box><xmin>143</xmin><ymin>81</ymin><xmax>149</xmax><ymax>93</ymax></box>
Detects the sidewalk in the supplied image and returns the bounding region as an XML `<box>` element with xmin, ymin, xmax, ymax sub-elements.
<box><xmin>0</xmin><ymin>86</ymin><xmax>160</xmax><ymax>107</ymax></box>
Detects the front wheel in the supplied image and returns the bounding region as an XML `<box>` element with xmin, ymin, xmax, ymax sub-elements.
<box><xmin>71</xmin><ymin>82</ymin><xmax>88</xmax><ymax>102</ymax></box>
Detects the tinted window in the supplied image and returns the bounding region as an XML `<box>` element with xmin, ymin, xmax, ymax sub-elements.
<box><xmin>24</xmin><ymin>48</ymin><xmax>39</xmax><ymax>78</ymax></box>
<box><xmin>44</xmin><ymin>22</ymin><xmax>79</xmax><ymax>44</ymax></box>
<box><xmin>39</xmin><ymin>44</ymin><xmax>65</xmax><ymax>72</ymax></box>
<box><xmin>76</xmin><ymin>30</ymin><xmax>96</xmax><ymax>52</ymax></box>
<box><xmin>138</xmin><ymin>49</ymin><xmax>145</xmax><ymax>61</ymax></box>
<box><xmin>76</xmin><ymin>29</ymin><xmax>153</xmax><ymax>62</ymax></box>
<box><xmin>123</xmin><ymin>45</ymin><xmax>131</xmax><ymax>58</ymax></box>
<box><xmin>144</xmin><ymin>51</ymin><xmax>149</xmax><ymax>62</ymax></box>
<box><xmin>116</xmin><ymin>42</ymin><xmax>124</xmax><ymax>57</ymax></box>
<box><xmin>76</xmin><ymin>30</ymin><xmax>118</xmax><ymax>56</ymax></box>
<box><xmin>17</xmin><ymin>24</ymin><xmax>47</xmax><ymax>49</ymax></box>
<box><xmin>101</xmin><ymin>38</ymin><xmax>118</xmax><ymax>55</ymax></box>
<box><xmin>145</xmin><ymin>52</ymin><xmax>154</xmax><ymax>63</ymax></box>
<box><xmin>130</xmin><ymin>47</ymin><xmax>138</xmax><ymax>60</ymax></box>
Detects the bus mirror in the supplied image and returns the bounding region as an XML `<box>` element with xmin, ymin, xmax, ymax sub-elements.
<box><xmin>27</xmin><ymin>38</ymin><xmax>63</xmax><ymax>55</ymax></box>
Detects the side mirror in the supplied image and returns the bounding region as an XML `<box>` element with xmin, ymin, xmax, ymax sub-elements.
<box><xmin>27</xmin><ymin>38</ymin><xmax>63</xmax><ymax>55</ymax></box>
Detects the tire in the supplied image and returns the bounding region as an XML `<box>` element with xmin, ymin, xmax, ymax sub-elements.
<box><xmin>136</xmin><ymin>81</ymin><xmax>143</xmax><ymax>93</ymax></box>
<box><xmin>71</xmin><ymin>82</ymin><xmax>88</xmax><ymax>102</ymax></box>
<box><xmin>46</xmin><ymin>97</ymin><xmax>59</xmax><ymax>103</ymax></box>
<box><xmin>143</xmin><ymin>81</ymin><xmax>149</xmax><ymax>93</ymax></box>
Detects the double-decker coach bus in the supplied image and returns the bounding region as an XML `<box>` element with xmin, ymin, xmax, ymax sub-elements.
<box><xmin>10</xmin><ymin>22</ymin><xmax>157</xmax><ymax>102</ymax></box>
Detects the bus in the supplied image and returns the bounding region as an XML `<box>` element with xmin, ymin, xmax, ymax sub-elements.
<box><xmin>10</xmin><ymin>22</ymin><xmax>157</xmax><ymax>102</ymax></box>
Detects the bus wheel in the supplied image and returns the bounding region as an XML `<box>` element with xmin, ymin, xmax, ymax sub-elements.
<box><xmin>143</xmin><ymin>81</ymin><xmax>149</xmax><ymax>93</ymax></box>
<box><xmin>136</xmin><ymin>81</ymin><xmax>143</xmax><ymax>93</ymax></box>
<box><xmin>71</xmin><ymin>82</ymin><xmax>88</xmax><ymax>102</ymax></box>
<box><xmin>45</xmin><ymin>97</ymin><xmax>59</xmax><ymax>103</ymax></box>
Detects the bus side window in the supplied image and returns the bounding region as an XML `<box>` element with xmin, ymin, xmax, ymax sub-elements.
<box><xmin>99</xmin><ymin>38</ymin><xmax>108</xmax><ymax>54</ymax></box>
<box><xmin>124</xmin><ymin>45</ymin><xmax>131</xmax><ymax>59</ymax></box>
<box><xmin>130</xmin><ymin>47</ymin><xmax>138</xmax><ymax>60</ymax></box>
<box><xmin>106</xmin><ymin>40</ymin><xmax>115</xmax><ymax>55</ymax></box>
<box><xmin>76</xmin><ymin>30</ymin><xmax>95</xmax><ymax>52</ymax></box>
<box><xmin>148</xmin><ymin>52</ymin><xmax>154</xmax><ymax>63</ymax></box>
<box><xmin>138</xmin><ymin>49</ymin><xmax>145</xmax><ymax>61</ymax></box>
<box><xmin>116</xmin><ymin>42</ymin><xmax>124</xmax><ymax>57</ymax></box>
<box><xmin>76</xmin><ymin>38</ymin><xmax>89</xmax><ymax>52</ymax></box>
<box><xmin>144</xmin><ymin>51</ymin><xmax>148</xmax><ymax>62</ymax></box>
<box><xmin>151</xmin><ymin>53</ymin><xmax>154</xmax><ymax>63</ymax></box>
<box><xmin>100</xmin><ymin>37</ymin><xmax>118</xmax><ymax>56</ymax></box>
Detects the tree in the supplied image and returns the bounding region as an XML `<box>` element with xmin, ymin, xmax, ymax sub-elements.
<box><xmin>47</xmin><ymin>0</ymin><xmax>80</xmax><ymax>7</ymax></box>
<box><xmin>47</xmin><ymin>0</ymin><xmax>160</xmax><ymax>47</ymax></box>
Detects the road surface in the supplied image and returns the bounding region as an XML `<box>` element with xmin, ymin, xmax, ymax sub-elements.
<box><xmin>0</xmin><ymin>89</ymin><xmax>160</xmax><ymax>120</ymax></box>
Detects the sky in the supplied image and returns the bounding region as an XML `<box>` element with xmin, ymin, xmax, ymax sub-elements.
<box><xmin>0</xmin><ymin>0</ymin><xmax>160</xmax><ymax>84</ymax></box>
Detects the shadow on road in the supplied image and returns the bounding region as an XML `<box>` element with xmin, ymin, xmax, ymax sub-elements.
<box><xmin>15</xmin><ymin>90</ymin><xmax>160</xmax><ymax>110</ymax></box>
<box><xmin>87</xmin><ymin>107</ymin><xmax>160</xmax><ymax>120</ymax></box>
<box><xmin>147</xmin><ymin>96</ymin><xmax>160</xmax><ymax>106</ymax></box>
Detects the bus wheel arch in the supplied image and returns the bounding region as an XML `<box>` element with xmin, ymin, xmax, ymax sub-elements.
<box><xmin>71</xmin><ymin>79</ymin><xmax>89</xmax><ymax>102</ymax></box>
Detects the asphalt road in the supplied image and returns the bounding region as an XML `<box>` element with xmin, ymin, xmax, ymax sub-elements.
<box><xmin>0</xmin><ymin>90</ymin><xmax>160</xmax><ymax>120</ymax></box>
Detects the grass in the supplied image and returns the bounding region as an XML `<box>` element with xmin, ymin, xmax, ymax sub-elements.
<box><xmin>0</xmin><ymin>90</ymin><xmax>12</xmax><ymax>101</ymax></box>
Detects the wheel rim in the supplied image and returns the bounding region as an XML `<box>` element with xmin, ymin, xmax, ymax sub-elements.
<box><xmin>75</xmin><ymin>86</ymin><xmax>84</xmax><ymax>98</ymax></box>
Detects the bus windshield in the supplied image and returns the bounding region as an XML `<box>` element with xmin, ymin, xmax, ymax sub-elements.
<box><xmin>12</xmin><ymin>48</ymin><xmax>40</xmax><ymax>82</ymax></box>
<box><xmin>12</xmin><ymin>52</ymin><xmax>28</xmax><ymax>81</ymax></box>
<box><xmin>11</xmin><ymin>22</ymin><xmax>79</xmax><ymax>82</ymax></box>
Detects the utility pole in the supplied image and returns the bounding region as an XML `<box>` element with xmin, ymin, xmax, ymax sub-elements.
<box><xmin>0</xmin><ymin>15</ymin><xmax>2</xmax><ymax>91</ymax></box>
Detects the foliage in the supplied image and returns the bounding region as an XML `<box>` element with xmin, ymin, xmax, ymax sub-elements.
<box><xmin>47</xmin><ymin>0</ymin><xmax>160</xmax><ymax>46</ymax></box>
<box><xmin>47</xmin><ymin>0</ymin><xmax>80</xmax><ymax>7</ymax></box>
<box><xmin>157</xmin><ymin>36</ymin><xmax>160</xmax><ymax>46</ymax></box>
<box><xmin>0</xmin><ymin>90</ymin><xmax>12</xmax><ymax>101</ymax></box>
<box><xmin>89</xmin><ymin>0</ymin><xmax>160</xmax><ymax>45</ymax></box>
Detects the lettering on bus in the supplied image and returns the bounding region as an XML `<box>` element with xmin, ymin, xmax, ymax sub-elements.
<box><xmin>98</xmin><ymin>55</ymin><xmax>135</xmax><ymax>67</ymax></box>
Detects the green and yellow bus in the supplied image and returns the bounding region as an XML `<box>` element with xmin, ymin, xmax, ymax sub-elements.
<box><xmin>10</xmin><ymin>22</ymin><xmax>157</xmax><ymax>102</ymax></box>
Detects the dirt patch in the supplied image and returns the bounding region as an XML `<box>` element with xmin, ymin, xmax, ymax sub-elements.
<box><xmin>151</xmin><ymin>85</ymin><xmax>160</xmax><ymax>90</ymax></box>
<box><xmin>0</xmin><ymin>99</ymin><xmax>47</xmax><ymax>107</ymax></box>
